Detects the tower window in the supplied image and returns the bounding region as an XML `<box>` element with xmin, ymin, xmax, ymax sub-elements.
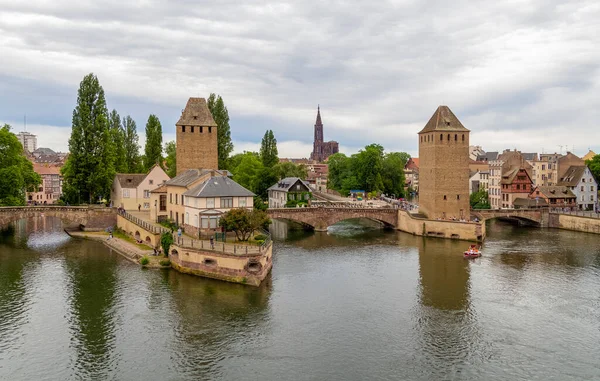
<box><xmin>443</xmin><ymin>195</ymin><xmax>447</xmax><ymax>200</ymax></box>
<box><xmin>457</xmin><ymin>195</ymin><xmax>460</xmax><ymax>200</ymax></box>
<box><xmin>200</xmin><ymin>127</ymin><xmax>203</xmax><ymax>133</ymax></box>
<box><xmin>209</xmin><ymin>127</ymin><xmax>212</xmax><ymax>133</ymax></box>
<box><xmin>191</xmin><ymin>126</ymin><xmax>194</xmax><ymax>133</ymax></box>
<box><xmin>440</xmin><ymin>134</ymin><xmax>443</xmax><ymax>141</ymax></box>
<box><xmin>462</xmin><ymin>134</ymin><xmax>465</xmax><ymax>142</ymax></box>
<box><xmin>182</xmin><ymin>126</ymin><xmax>186</xmax><ymax>132</ymax></box>
<box><xmin>447</xmin><ymin>134</ymin><xmax>450</xmax><ymax>141</ymax></box>
<box><xmin>454</xmin><ymin>134</ymin><xmax>457</xmax><ymax>141</ymax></box>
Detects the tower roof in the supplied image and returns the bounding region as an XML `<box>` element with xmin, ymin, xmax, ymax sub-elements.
<box><xmin>176</xmin><ymin>98</ymin><xmax>217</xmax><ymax>127</ymax></box>
<box><xmin>418</xmin><ymin>105</ymin><xmax>469</xmax><ymax>134</ymax></box>
<box><xmin>315</xmin><ymin>105</ymin><xmax>322</xmax><ymax>126</ymax></box>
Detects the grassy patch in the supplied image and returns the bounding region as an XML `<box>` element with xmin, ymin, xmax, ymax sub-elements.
<box><xmin>113</xmin><ymin>228</ymin><xmax>151</xmax><ymax>250</ymax></box>
<box><xmin>140</xmin><ymin>256</ymin><xmax>150</xmax><ymax>266</ymax></box>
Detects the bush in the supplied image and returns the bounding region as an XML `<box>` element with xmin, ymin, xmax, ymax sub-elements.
<box><xmin>159</xmin><ymin>259</ymin><xmax>171</xmax><ymax>267</ymax></box>
<box><xmin>161</xmin><ymin>232</ymin><xmax>174</xmax><ymax>257</ymax></box>
<box><xmin>254</xmin><ymin>234</ymin><xmax>267</xmax><ymax>241</ymax></box>
<box><xmin>140</xmin><ymin>256</ymin><xmax>150</xmax><ymax>266</ymax></box>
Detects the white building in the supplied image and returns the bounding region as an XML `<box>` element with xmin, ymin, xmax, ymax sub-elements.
<box><xmin>267</xmin><ymin>177</ymin><xmax>312</xmax><ymax>208</ymax></box>
<box><xmin>469</xmin><ymin>170</ymin><xmax>489</xmax><ymax>194</ymax></box>
<box><xmin>558</xmin><ymin>166</ymin><xmax>598</xmax><ymax>211</ymax></box>
<box><xmin>16</xmin><ymin>131</ymin><xmax>37</xmax><ymax>153</ymax></box>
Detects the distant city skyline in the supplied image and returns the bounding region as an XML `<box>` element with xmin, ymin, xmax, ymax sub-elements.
<box><xmin>1</xmin><ymin>1</ymin><xmax>599</xmax><ymax>158</ymax></box>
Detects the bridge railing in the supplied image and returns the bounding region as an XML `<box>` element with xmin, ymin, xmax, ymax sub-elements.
<box><xmin>119</xmin><ymin>210</ymin><xmax>169</xmax><ymax>235</ymax></box>
<box><xmin>173</xmin><ymin>230</ymin><xmax>272</xmax><ymax>256</ymax></box>
<box><xmin>550</xmin><ymin>208</ymin><xmax>600</xmax><ymax>219</ymax></box>
<box><xmin>268</xmin><ymin>206</ymin><xmax>397</xmax><ymax>212</ymax></box>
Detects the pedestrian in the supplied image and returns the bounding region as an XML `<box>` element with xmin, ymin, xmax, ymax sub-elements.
<box><xmin>177</xmin><ymin>227</ymin><xmax>182</xmax><ymax>238</ymax></box>
<box><xmin>138</xmin><ymin>204</ymin><xmax>141</xmax><ymax>212</ymax></box>
<box><xmin>210</xmin><ymin>236</ymin><xmax>215</xmax><ymax>249</ymax></box>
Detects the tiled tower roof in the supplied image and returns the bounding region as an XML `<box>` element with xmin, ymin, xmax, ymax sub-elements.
<box><xmin>176</xmin><ymin>98</ymin><xmax>217</xmax><ymax>127</ymax></box>
<box><xmin>418</xmin><ymin>105</ymin><xmax>470</xmax><ymax>134</ymax></box>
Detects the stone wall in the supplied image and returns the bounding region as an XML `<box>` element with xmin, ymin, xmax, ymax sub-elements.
<box><xmin>0</xmin><ymin>206</ymin><xmax>116</xmax><ymax>231</ymax></box>
<box><xmin>268</xmin><ymin>207</ymin><xmax>398</xmax><ymax>231</ymax></box>
<box><xmin>176</xmin><ymin>124</ymin><xmax>218</xmax><ymax>174</ymax></box>
<box><xmin>552</xmin><ymin>214</ymin><xmax>600</xmax><ymax>234</ymax></box>
<box><xmin>117</xmin><ymin>215</ymin><xmax>161</xmax><ymax>247</ymax></box>
<box><xmin>396</xmin><ymin>210</ymin><xmax>484</xmax><ymax>241</ymax></box>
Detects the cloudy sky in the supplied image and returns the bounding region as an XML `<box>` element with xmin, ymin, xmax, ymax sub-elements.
<box><xmin>1</xmin><ymin>0</ymin><xmax>599</xmax><ymax>159</ymax></box>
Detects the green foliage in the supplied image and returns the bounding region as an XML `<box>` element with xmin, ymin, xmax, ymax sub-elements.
<box><xmin>285</xmin><ymin>199</ymin><xmax>308</xmax><ymax>208</ymax></box>
<box><xmin>140</xmin><ymin>256</ymin><xmax>150</xmax><ymax>266</ymax></box>
<box><xmin>586</xmin><ymin>155</ymin><xmax>600</xmax><ymax>184</ymax></box>
<box><xmin>253</xmin><ymin>167</ymin><xmax>279</xmax><ymax>200</ymax></box>
<box><xmin>159</xmin><ymin>259</ymin><xmax>171</xmax><ymax>267</ymax></box>
<box><xmin>144</xmin><ymin>114</ymin><xmax>163</xmax><ymax>171</ymax></box>
<box><xmin>61</xmin><ymin>73</ymin><xmax>114</xmax><ymax>204</ymax></box>
<box><xmin>0</xmin><ymin>124</ymin><xmax>42</xmax><ymax>206</ymax></box>
<box><xmin>219</xmin><ymin>208</ymin><xmax>270</xmax><ymax>241</ymax></box>
<box><xmin>123</xmin><ymin>115</ymin><xmax>142</xmax><ymax>173</ymax></box>
<box><xmin>259</xmin><ymin>130</ymin><xmax>278</xmax><ymax>168</ymax></box>
<box><xmin>109</xmin><ymin>110</ymin><xmax>127</xmax><ymax>173</ymax></box>
<box><xmin>232</xmin><ymin>152</ymin><xmax>263</xmax><ymax>191</ymax></box>
<box><xmin>160</xmin><ymin>232</ymin><xmax>174</xmax><ymax>257</ymax></box>
<box><xmin>163</xmin><ymin>140</ymin><xmax>176</xmax><ymax>178</ymax></box>
<box><xmin>327</xmin><ymin>145</ymin><xmax>408</xmax><ymax>197</ymax></box>
<box><xmin>159</xmin><ymin>219</ymin><xmax>177</xmax><ymax>231</ymax></box>
<box><xmin>253</xmin><ymin>196</ymin><xmax>267</xmax><ymax>211</ymax></box>
<box><xmin>470</xmin><ymin>188</ymin><xmax>491</xmax><ymax>209</ymax></box>
<box><xmin>272</xmin><ymin>161</ymin><xmax>308</xmax><ymax>180</ymax></box>
<box><xmin>207</xmin><ymin>94</ymin><xmax>234</xmax><ymax>170</ymax></box>
<box><xmin>253</xmin><ymin>234</ymin><xmax>267</xmax><ymax>241</ymax></box>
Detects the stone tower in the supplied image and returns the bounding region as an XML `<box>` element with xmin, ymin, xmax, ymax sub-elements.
<box><xmin>176</xmin><ymin>98</ymin><xmax>218</xmax><ymax>175</ymax></box>
<box><xmin>418</xmin><ymin>106</ymin><xmax>470</xmax><ymax>220</ymax></box>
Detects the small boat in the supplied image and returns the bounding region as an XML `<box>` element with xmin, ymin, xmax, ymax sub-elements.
<box><xmin>464</xmin><ymin>244</ymin><xmax>481</xmax><ymax>258</ymax></box>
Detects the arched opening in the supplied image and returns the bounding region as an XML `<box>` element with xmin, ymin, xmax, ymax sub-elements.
<box><xmin>145</xmin><ymin>236</ymin><xmax>151</xmax><ymax>244</ymax></box>
<box><xmin>134</xmin><ymin>231</ymin><xmax>141</xmax><ymax>241</ymax></box>
<box><xmin>246</xmin><ymin>260</ymin><xmax>262</xmax><ymax>273</ymax></box>
<box><xmin>203</xmin><ymin>258</ymin><xmax>217</xmax><ymax>266</ymax></box>
<box><xmin>171</xmin><ymin>249</ymin><xmax>179</xmax><ymax>256</ymax></box>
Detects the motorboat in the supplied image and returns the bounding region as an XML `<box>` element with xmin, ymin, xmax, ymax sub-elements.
<box><xmin>464</xmin><ymin>244</ymin><xmax>481</xmax><ymax>258</ymax></box>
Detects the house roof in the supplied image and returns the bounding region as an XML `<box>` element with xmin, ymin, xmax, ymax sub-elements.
<box><xmin>418</xmin><ymin>105</ymin><xmax>469</xmax><ymax>134</ymax></box>
<box><xmin>522</xmin><ymin>153</ymin><xmax>538</xmax><ymax>161</ymax></box>
<box><xmin>183</xmin><ymin>176</ymin><xmax>254</xmax><ymax>198</ymax></box>
<box><xmin>165</xmin><ymin>169</ymin><xmax>211</xmax><ymax>187</ymax></box>
<box><xmin>33</xmin><ymin>164</ymin><xmax>61</xmax><ymax>175</ymax></box>
<box><xmin>557</xmin><ymin>166</ymin><xmax>586</xmax><ymax>187</ymax></box>
<box><xmin>514</xmin><ymin>198</ymin><xmax>548</xmax><ymax>207</ymax></box>
<box><xmin>534</xmin><ymin>186</ymin><xmax>576</xmax><ymax>199</ymax></box>
<box><xmin>476</xmin><ymin>152</ymin><xmax>498</xmax><ymax>161</ymax></box>
<box><xmin>33</xmin><ymin>147</ymin><xmax>56</xmax><ymax>156</ymax></box>
<box><xmin>116</xmin><ymin>174</ymin><xmax>146</xmax><ymax>188</ymax></box>
<box><xmin>176</xmin><ymin>98</ymin><xmax>217</xmax><ymax>127</ymax></box>
<box><xmin>500</xmin><ymin>167</ymin><xmax>520</xmax><ymax>184</ymax></box>
<box><xmin>267</xmin><ymin>177</ymin><xmax>312</xmax><ymax>192</ymax></box>
<box><xmin>150</xmin><ymin>184</ymin><xmax>168</xmax><ymax>193</ymax></box>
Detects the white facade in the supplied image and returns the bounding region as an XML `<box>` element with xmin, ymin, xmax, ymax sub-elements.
<box><xmin>16</xmin><ymin>131</ymin><xmax>37</xmax><ymax>152</ymax></box>
<box><xmin>572</xmin><ymin>167</ymin><xmax>598</xmax><ymax>211</ymax></box>
<box><xmin>469</xmin><ymin>171</ymin><xmax>489</xmax><ymax>194</ymax></box>
<box><xmin>183</xmin><ymin>195</ymin><xmax>253</xmax><ymax>230</ymax></box>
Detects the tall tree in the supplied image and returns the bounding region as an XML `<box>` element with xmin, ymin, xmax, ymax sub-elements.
<box><xmin>0</xmin><ymin>124</ymin><xmax>41</xmax><ymax>205</ymax></box>
<box><xmin>62</xmin><ymin>73</ymin><xmax>113</xmax><ymax>204</ymax></box>
<box><xmin>381</xmin><ymin>152</ymin><xmax>407</xmax><ymax>198</ymax></box>
<box><xmin>144</xmin><ymin>114</ymin><xmax>162</xmax><ymax>171</ymax></box>
<box><xmin>109</xmin><ymin>109</ymin><xmax>127</xmax><ymax>173</ymax></box>
<box><xmin>273</xmin><ymin>161</ymin><xmax>308</xmax><ymax>180</ymax></box>
<box><xmin>259</xmin><ymin>130</ymin><xmax>278</xmax><ymax>168</ymax></box>
<box><xmin>122</xmin><ymin>115</ymin><xmax>141</xmax><ymax>173</ymax></box>
<box><xmin>164</xmin><ymin>140</ymin><xmax>177</xmax><ymax>178</ymax></box>
<box><xmin>207</xmin><ymin>93</ymin><xmax>234</xmax><ymax>169</ymax></box>
<box><xmin>232</xmin><ymin>152</ymin><xmax>264</xmax><ymax>192</ymax></box>
<box><xmin>586</xmin><ymin>155</ymin><xmax>600</xmax><ymax>183</ymax></box>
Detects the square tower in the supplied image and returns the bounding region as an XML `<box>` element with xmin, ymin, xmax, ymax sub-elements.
<box><xmin>418</xmin><ymin>106</ymin><xmax>470</xmax><ymax>220</ymax></box>
<box><xmin>176</xmin><ymin>98</ymin><xmax>218</xmax><ymax>175</ymax></box>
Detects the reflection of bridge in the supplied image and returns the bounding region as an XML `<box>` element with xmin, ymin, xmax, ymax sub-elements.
<box><xmin>0</xmin><ymin>206</ymin><xmax>116</xmax><ymax>230</ymax></box>
<box><xmin>472</xmin><ymin>209</ymin><xmax>549</xmax><ymax>227</ymax></box>
<box><xmin>267</xmin><ymin>207</ymin><xmax>399</xmax><ymax>231</ymax></box>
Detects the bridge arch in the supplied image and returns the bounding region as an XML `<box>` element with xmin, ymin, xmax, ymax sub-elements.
<box><xmin>267</xmin><ymin>207</ymin><xmax>398</xmax><ymax>231</ymax></box>
<box><xmin>472</xmin><ymin>209</ymin><xmax>547</xmax><ymax>227</ymax></box>
<box><xmin>0</xmin><ymin>206</ymin><xmax>116</xmax><ymax>231</ymax></box>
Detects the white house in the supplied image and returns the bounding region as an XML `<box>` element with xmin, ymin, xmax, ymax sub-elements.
<box><xmin>267</xmin><ymin>177</ymin><xmax>312</xmax><ymax>208</ymax></box>
<box><xmin>558</xmin><ymin>166</ymin><xmax>598</xmax><ymax>211</ymax></box>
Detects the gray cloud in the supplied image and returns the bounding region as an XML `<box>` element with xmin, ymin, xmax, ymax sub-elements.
<box><xmin>1</xmin><ymin>0</ymin><xmax>599</xmax><ymax>158</ymax></box>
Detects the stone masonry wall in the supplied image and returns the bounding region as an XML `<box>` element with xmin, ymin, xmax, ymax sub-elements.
<box><xmin>176</xmin><ymin>125</ymin><xmax>218</xmax><ymax>174</ymax></box>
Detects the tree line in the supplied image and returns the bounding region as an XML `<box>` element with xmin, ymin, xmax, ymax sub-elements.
<box><xmin>327</xmin><ymin>144</ymin><xmax>410</xmax><ymax>198</ymax></box>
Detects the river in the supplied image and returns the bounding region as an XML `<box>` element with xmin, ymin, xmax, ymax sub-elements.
<box><xmin>0</xmin><ymin>217</ymin><xmax>599</xmax><ymax>380</ymax></box>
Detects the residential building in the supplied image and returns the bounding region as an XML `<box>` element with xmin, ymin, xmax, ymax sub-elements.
<box><xmin>27</xmin><ymin>164</ymin><xmax>62</xmax><ymax>204</ymax></box>
<box><xmin>476</xmin><ymin>151</ymin><xmax>498</xmax><ymax>162</ymax></box>
<box><xmin>404</xmin><ymin>158</ymin><xmax>419</xmax><ymax>193</ymax></box>
<box><xmin>469</xmin><ymin>170</ymin><xmax>489</xmax><ymax>194</ymax></box>
<box><xmin>16</xmin><ymin>131</ymin><xmax>37</xmax><ymax>153</ymax></box>
<box><xmin>418</xmin><ymin>105</ymin><xmax>470</xmax><ymax>220</ymax></box>
<box><xmin>469</xmin><ymin>159</ymin><xmax>489</xmax><ymax>174</ymax></box>
<box><xmin>182</xmin><ymin>176</ymin><xmax>255</xmax><ymax>236</ymax></box>
<box><xmin>529</xmin><ymin>185</ymin><xmax>577</xmax><ymax>210</ymax></box>
<box><xmin>500</xmin><ymin>167</ymin><xmax>533</xmax><ymax>208</ymax></box>
<box><xmin>557</xmin><ymin>166</ymin><xmax>598</xmax><ymax>211</ymax></box>
<box><xmin>176</xmin><ymin>97</ymin><xmax>218</xmax><ymax>174</ymax></box>
<box><xmin>488</xmin><ymin>150</ymin><xmax>533</xmax><ymax>209</ymax></box>
<box><xmin>532</xmin><ymin>153</ymin><xmax>562</xmax><ymax>186</ymax></box>
<box><xmin>557</xmin><ymin>152</ymin><xmax>584</xmax><ymax>180</ymax></box>
<box><xmin>310</xmin><ymin>106</ymin><xmax>339</xmax><ymax>162</ymax></box>
<box><xmin>111</xmin><ymin>165</ymin><xmax>170</xmax><ymax>210</ymax></box>
<box><xmin>267</xmin><ymin>177</ymin><xmax>312</xmax><ymax>208</ymax></box>
<box><xmin>306</xmin><ymin>163</ymin><xmax>328</xmax><ymax>192</ymax></box>
<box><xmin>469</xmin><ymin>146</ymin><xmax>485</xmax><ymax>161</ymax></box>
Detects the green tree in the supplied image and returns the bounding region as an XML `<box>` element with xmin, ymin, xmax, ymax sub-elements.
<box><xmin>144</xmin><ymin>114</ymin><xmax>162</xmax><ymax>171</ymax></box>
<box><xmin>259</xmin><ymin>130</ymin><xmax>278</xmax><ymax>168</ymax></box>
<box><xmin>207</xmin><ymin>94</ymin><xmax>234</xmax><ymax>170</ymax></box>
<box><xmin>272</xmin><ymin>161</ymin><xmax>308</xmax><ymax>180</ymax></box>
<box><xmin>62</xmin><ymin>73</ymin><xmax>113</xmax><ymax>204</ymax></box>
<box><xmin>0</xmin><ymin>124</ymin><xmax>41</xmax><ymax>205</ymax></box>
<box><xmin>381</xmin><ymin>152</ymin><xmax>407</xmax><ymax>198</ymax></box>
<box><xmin>164</xmin><ymin>140</ymin><xmax>176</xmax><ymax>178</ymax></box>
<box><xmin>122</xmin><ymin>115</ymin><xmax>142</xmax><ymax>173</ymax></box>
<box><xmin>109</xmin><ymin>110</ymin><xmax>127</xmax><ymax>173</ymax></box>
<box><xmin>586</xmin><ymin>155</ymin><xmax>600</xmax><ymax>183</ymax></box>
<box><xmin>327</xmin><ymin>153</ymin><xmax>350</xmax><ymax>193</ymax></box>
<box><xmin>470</xmin><ymin>188</ymin><xmax>491</xmax><ymax>209</ymax></box>
<box><xmin>253</xmin><ymin>167</ymin><xmax>279</xmax><ymax>200</ymax></box>
<box><xmin>353</xmin><ymin>144</ymin><xmax>384</xmax><ymax>192</ymax></box>
<box><xmin>219</xmin><ymin>208</ymin><xmax>270</xmax><ymax>241</ymax></box>
<box><xmin>232</xmin><ymin>152</ymin><xmax>264</xmax><ymax>192</ymax></box>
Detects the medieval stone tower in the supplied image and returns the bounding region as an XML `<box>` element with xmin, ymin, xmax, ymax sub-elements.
<box><xmin>418</xmin><ymin>106</ymin><xmax>470</xmax><ymax>220</ymax></box>
<box><xmin>176</xmin><ymin>98</ymin><xmax>218</xmax><ymax>175</ymax></box>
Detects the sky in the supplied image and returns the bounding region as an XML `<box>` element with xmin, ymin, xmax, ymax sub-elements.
<box><xmin>1</xmin><ymin>0</ymin><xmax>599</xmax><ymax>159</ymax></box>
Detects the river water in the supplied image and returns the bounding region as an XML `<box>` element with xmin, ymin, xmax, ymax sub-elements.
<box><xmin>0</xmin><ymin>217</ymin><xmax>599</xmax><ymax>380</ymax></box>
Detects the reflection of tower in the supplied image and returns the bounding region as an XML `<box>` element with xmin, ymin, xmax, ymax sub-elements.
<box><xmin>417</xmin><ymin>238</ymin><xmax>470</xmax><ymax>311</ymax></box>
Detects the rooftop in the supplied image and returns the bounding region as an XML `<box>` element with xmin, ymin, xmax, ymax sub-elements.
<box><xmin>267</xmin><ymin>177</ymin><xmax>312</xmax><ymax>192</ymax></box>
<box><xmin>116</xmin><ymin>174</ymin><xmax>146</xmax><ymax>188</ymax></box>
<box><xmin>176</xmin><ymin>97</ymin><xmax>217</xmax><ymax>127</ymax></box>
<box><xmin>418</xmin><ymin>105</ymin><xmax>469</xmax><ymax>134</ymax></box>
<box><xmin>183</xmin><ymin>176</ymin><xmax>255</xmax><ymax>198</ymax></box>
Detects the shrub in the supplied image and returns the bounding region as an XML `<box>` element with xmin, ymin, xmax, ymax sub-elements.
<box><xmin>159</xmin><ymin>259</ymin><xmax>171</xmax><ymax>267</ymax></box>
<box><xmin>161</xmin><ymin>232</ymin><xmax>174</xmax><ymax>257</ymax></box>
<box><xmin>254</xmin><ymin>234</ymin><xmax>267</xmax><ymax>241</ymax></box>
<box><xmin>140</xmin><ymin>256</ymin><xmax>150</xmax><ymax>266</ymax></box>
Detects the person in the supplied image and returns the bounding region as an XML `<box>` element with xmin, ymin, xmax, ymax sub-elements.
<box><xmin>177</xmin><ymin>227</ymin><xmax>182</xmax><ymax>240</ymax></box>
<box><xmin>210</xmin><ymin>236</ymin><xmax>215</xmax><ymax>249</ymax></box>
<box><xmin>138</xmin><ymin>204</ymin><xmax>141</xmax><ymax>212</ymax></box>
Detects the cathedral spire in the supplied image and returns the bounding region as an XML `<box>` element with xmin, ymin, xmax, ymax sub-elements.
<box><xmin>315</xmin><ymin>105</ymin><xmax>322</xmax><ymax>126</ymax></box>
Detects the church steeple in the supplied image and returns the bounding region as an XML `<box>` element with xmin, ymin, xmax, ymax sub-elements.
<box><xmin>314</xmin><ymin>105</ymin><xmax>323</xmax><ymax>143</ymax></box>
<box><xmin>315</xmin><ymin>105</ymin><xmax>322</xmax><ymax>127</ymax></box>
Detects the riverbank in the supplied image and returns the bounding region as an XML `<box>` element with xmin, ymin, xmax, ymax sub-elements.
<box><xmin>65</xmin><ymin>230</ymin><xmax>169</xmax><ymax>268</ymax></box>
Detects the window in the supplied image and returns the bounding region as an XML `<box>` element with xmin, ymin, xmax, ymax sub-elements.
<box><xmin>191</xmin><ymin>126</ymin><xmax>194</xmax><ymax>133</ymax></box>
<box><xmin>144</xmin><ymin>190</ymin><xmax>150</xmax><ymax>198</ymax></box>
<box><xmin>210</xmin><ymin>217</ymin><xmax>218</xmax><ymax>229</ymax></box>
<box><xmin>581</xmin><ymin>195</ymin><xmax>585</xmax><ymax>201</ymax></box>
<box><xmin>582</xmin><ymin>178</ymin><xmax>586</xmax><ymax>183</ymax></box>
<box><xmin>581</xmin><ymin>186</ymin><xmax>584</xmax><ymax>191</ymax></box>
<box><xmin>200</xmin><ymin>126</ymin><xmax>203</xmax><ymax>133</ymax></box>
<box><xmin>542</xmin><ymin>165</ymin><xmax>545</xmax><ymax>170</ymax></box>
<box><xmin>201</xmin><ymin>217</ymin><xmax>209</xmax><ymax>229</ymax></box>
<box><xmin>591</xmin><ymin>186</ymin><xmax>595</xmax><ymax>192</ymax></box>
<box><xmin>185</xmin><ymin>212</ymin><xmax>189</xmax><ymax>224</ymax></box>
<box><xmin>175</xmin><ymin>194</ymin><xmax>178</xmax><ymax>204</ymax></box>
<box><xmin>206</xmin><ymin>198</ymin><xmax>215</xmax><ymax>208</ymax></box>
<box><xmin>209</xmin><ymin>127</ymin><xmax>212</xmax><ymax>133</ymax></box>
<box><xmin>123</xmin><ymin>189</ymin><xmax>130</xmax><ymax>198</ymax></box>
<box><xmin>591</xmin><ymin>195</ymin><xmax>594</xmax><ymax>201</ymax></box>
<box><xmin>220</xmin><ymin>197</ymin><xmax>233</xmax><ymax>208</ymax></box>
<box><xmin>443</xmin><ymin>195</ymin><xmax>447</xmax><ymax>200</ymax></box>
<box><xmin>462</xmin><ymin>134</ymin><xmax>464</xmax><ymax>141</ymax></box>
<box><xmin>454</xmin><ymin>134</ymin><xmax>457</xmax><ymax>141</ymax></box>
<box><xmin>143</xmin><ymin>202</ymin><xmax>150</xmax><ymax>209</ymax></box>
<box><xmin>149</xmin><ymin>180</ymin><xmax>154</xmax><ymax>185</ymax></box>
<box><xmin>440</xmin><ymin>134</ymin><xmax>443</xmax><ymax>141</ymax></box>
<box><xmin>170</xmin><ymin>193</ymin><xmax>172</xmax><ymax>203</ymax></box>
<box><xmin>457</xmin><ymin>195</ymin><xmax>460</xmax><ymax>200</ymax></box>
<box><xmin>238</xmin><ymin>197</ymin><xmax>246</xmax><ymax>207</ymax></box>
<box><xmin>194</xmin><ymin>215</ymin><xmax>199</xmax><ymax>227</ymax></box>
<box><xmin>160</xmin><ymin>195</ymin><xmax>166</xmax><ymax>211</ymax></box>
<box><xmin>447</xmin><ymin>134</ymin><xmax>450</xmax><ymax>141</ymax></box>
<box><xmin>182</xmin><ymin>126</ymin><xmax>186</xmax><ymax>132</ymax></box>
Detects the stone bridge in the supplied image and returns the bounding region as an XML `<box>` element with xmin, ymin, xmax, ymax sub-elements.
<box><xmin>267</xmin><ymin>207</ymin><xmax>399</xmax><ymax>231</ymax></box>
<box><xmin>472</xmin><ymin>208</ymin><xmax>550</xmax><ymax>227</ymax></box>
<box><xmin>0</xmin><ymin>206</ymin><xmax>117</xmax><ymax>231</ymax></box>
